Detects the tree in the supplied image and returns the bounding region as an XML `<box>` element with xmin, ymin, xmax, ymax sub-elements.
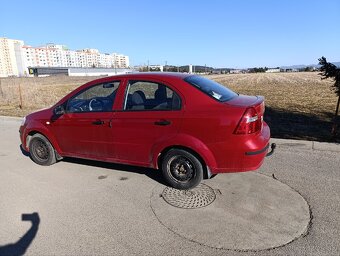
<box><xmin>249</xmin><ymin>67</ymin><xmax>266</xmax><ymax>73</ymax></box>
<box><xmin>304</xmin><ymin>66</ymin><xmax>313</xmax><ymax>72</ymax></box>
<box><xmin>138</xmin><ymin>66</ymin><xmax>148</xmax><ymax>72</ymax></box>
<box><xmin>318</xmin><ymin>56</ymin><xmax>340</xmax><ymax>136</ymax></box>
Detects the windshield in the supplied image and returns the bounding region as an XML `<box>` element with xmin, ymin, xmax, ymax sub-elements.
<box><xmin>184</xmin><ymin>75</ymin><xmax>237</xmax><ymax>102</ymax></box>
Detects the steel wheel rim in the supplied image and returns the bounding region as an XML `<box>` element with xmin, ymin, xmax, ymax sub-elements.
<box><xmin>32</xmin><ymin>139</ymin><xmax>50</xmax><ymax>161</ymax></box>
<box><xmin>167</xmin><ymin>156</ymin><xmax>195</xmax><ymax>182</ymax></box>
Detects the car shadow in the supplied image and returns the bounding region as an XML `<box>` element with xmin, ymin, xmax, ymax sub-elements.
<box><xmin>19</xmin><ymin>144</ymin><xmax>167</xmax><ymax>186</ymax></box>
<box><xmin>62</xmin><ymin>157</ymin><xmax>168</xmax><ymax>186</ymax></box>
<box><xmin>0</xmin><ymin>212</ymin><xmax>40</xmax><ymax>256</ymax></box>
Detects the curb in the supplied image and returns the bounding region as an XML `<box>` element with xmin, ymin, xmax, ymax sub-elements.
<box><xmin>1</xmin><ymin>115</ymin><xmax>339</xmax><ymax>152</ymax></box>
<box><xmin>0</xmin><ymin>115</ymin><xmax>24</xmax><ymax>121</ymax></box>
<box><xmin>271</xmin><ymin>138</ymin><xmax>340</xmax><ymax>153</ymax></box>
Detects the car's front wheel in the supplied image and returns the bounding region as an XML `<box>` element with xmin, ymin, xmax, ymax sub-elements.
<box><xmin>161</xmin><ymin>149</ymin><xmax>203</xmax><ymax>190</ymax></box>
<box><xmin>29</xmin><ymin>133</ymin><xmax>56</xmax><ymax>166</ymax></box>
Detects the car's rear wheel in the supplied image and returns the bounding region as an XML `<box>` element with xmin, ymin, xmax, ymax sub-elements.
<box><xmin>29</xmin><ymin>133</ymin><xmax>56</xmax><ymax>166</ymax></box>
<box><xmin>161</xmin><ymin>149</ymin><xmax>203</xmax><ymax>190</ymax></box>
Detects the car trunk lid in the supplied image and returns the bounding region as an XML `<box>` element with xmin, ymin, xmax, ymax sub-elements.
<box><xmin>226</xmin><ymin>95</ymin><xmax>265</xmax><ymax>135</ymax></box>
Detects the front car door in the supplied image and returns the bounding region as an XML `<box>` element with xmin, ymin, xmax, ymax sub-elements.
<box><xmin>51</xmin><ymin>81</ymin><xmax>120</xmax><ymax>159</ymax></box>
<box><xmin>112</xmin><ymin>79</ymin><xmax>184</xmax><ymax>166</ymax></box>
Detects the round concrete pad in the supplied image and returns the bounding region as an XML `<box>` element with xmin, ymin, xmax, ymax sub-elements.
<box><xmin>151</xmin><ymin>172</ymin><xmax>310</xmax><ymax>251</ymax></box>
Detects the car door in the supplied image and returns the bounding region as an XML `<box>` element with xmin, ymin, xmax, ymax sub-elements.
<box><xmin>51</xmin><ymin>81</ymin><xmax>120</xmax><ymax>159</ymax></box>
<box><xmin>112</xmin><ymin>79</ymin><xmax>184</xmax><ymax>166</ymax></box>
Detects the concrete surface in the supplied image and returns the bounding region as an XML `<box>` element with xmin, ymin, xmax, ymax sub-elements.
<box><xmin>151</xmin><ymin>172</ymin><xmax>310</xmax><ymax>251</ymax></box>
<box><xmin>0</xmin><ymin>117</ymin><xmax>339</xmax><ymax>255</ymax></box>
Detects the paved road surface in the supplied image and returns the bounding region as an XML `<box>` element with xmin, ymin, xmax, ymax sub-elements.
<box><xmin>0</xmin><ymin>117</ymin><xmax>339</xmax><ymax>255</ymax></box>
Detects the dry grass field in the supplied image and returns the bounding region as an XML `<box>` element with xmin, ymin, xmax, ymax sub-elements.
<box><xmin>0</xmin><ymin>76</ymin><xmax>100</xmax><ymax>117</ymax></box>
<box><xmin>0</xmin><ymin>72</ymin><xmax>339</xmax><ymax>142</ymax></box>
<box><xmin>210</xmin><ymin>72</ymin><xmax>339</xmax><ymax>142</ymax></box>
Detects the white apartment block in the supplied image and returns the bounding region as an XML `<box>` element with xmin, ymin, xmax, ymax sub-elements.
<box><xmin>0</xmin><ymin>38</ymin><xmax>26</xmax><ymax>77</ymax></box>
<box><xmin>23</xmin><ymin>44</ymin><xmax>129</xmax><ymax>69</ymax></box>
<box><xmin>0</xmin><ymin>37</ymin><xmax>130</xmax><ymax>77</ymax></box>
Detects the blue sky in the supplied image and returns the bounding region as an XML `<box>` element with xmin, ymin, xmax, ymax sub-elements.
<box><xmin>1</xmin><ymin>0</ymin><xmax>339</xmax><ymax>68</ymax></box>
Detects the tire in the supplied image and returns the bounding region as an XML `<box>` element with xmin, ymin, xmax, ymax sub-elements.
<box><xmin>29</xmin><ymin>134</ymin><xmax>56</xmax><ymax>166</ymax></box>
<box><xmin>161</xmin><ymin>149</ymin><xmax>203</xmax><ymax>190</ymax></box>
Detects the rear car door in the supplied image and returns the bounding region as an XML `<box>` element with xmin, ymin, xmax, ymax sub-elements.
<box><xmin>51</xmin><ymin>81</ymin><xmax>120</xmax><ymax>159</ymax></box>
<box><xmin>112</xmin><ymin>79</ymin><xmax>184</xmax><ymax>166</ymax></box>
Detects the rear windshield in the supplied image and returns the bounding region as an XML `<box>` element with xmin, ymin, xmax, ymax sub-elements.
<box><xmin>184</xmin><ymin>75</ymin><xmax>237</xmax><ymax>102</ymax></box>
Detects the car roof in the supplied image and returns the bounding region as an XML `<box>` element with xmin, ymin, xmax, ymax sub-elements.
<box><xmin>115</xmin><ymin>72</ymin><xmax>192</xmax><ymax>79</ymax></box>
<box><xmin>88</xmin><ymin>72</ymin><xmax>194</xmax><ymax>84</ymax></box>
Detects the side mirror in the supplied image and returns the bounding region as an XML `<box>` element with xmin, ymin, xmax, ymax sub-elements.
<box><xmin>103</xmin><ymin>82</ymin><xmax>115</xmax><ymax>88</ymax></box>
<box><xmin>54</xmin><ymin>105</ymin><xmax>65</xmax><ymax>116</ymax></box>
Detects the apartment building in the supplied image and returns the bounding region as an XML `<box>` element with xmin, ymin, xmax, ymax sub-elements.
<box><xmin>0</xmin><ymin>37</ymin><xmax>130</xmax><ymax>77</ymax></box>
<box><xmin>23</xmin><ymin>44</ymin><xmax>129</xmax><ymax>69</ymax></box>
<box><xmin>0</xmin><ymin>38</ymin><xmax>26</xmax><ymax>77</ymax></box>
<box><xmin>113</xmin><ymin>53</ymin><xmax>129</xmax><ymax>68</ymax></box>
<box><xmin>23</xmin><ymin>45</ymin><xmax>67</xmax><ymax>68</ymax></box>
<box><xmin>77</xmin><ymin>49</ymin><xmax>129</xmax><ymax>68</ymax></box>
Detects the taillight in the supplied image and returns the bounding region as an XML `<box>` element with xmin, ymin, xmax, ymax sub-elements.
<box><xmin>234</xmin><ymin>107</ymin><xmax>262</xmax><ymax>135</ymax></box>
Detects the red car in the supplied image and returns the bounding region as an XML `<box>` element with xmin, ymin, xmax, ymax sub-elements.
<box><xmin>20</xmin><ymin>73</ymin><xmax>274</xmax><ymax>189</ymax></box>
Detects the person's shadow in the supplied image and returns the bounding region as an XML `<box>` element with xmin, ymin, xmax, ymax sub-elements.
<box><xmin>0</xmin><ymin>212</ymin><xmax>40</xmax><ymax>256</ymax></box>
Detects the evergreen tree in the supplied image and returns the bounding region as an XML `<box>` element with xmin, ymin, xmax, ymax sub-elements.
<box><xmin>318</xmin><ymin>56</ymin><xmax>340</xmax><ymax>136</ymax></box>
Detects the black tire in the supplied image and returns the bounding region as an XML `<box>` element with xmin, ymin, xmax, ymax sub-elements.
<box><xmin>29</xmin><ymin>134</ymin><xmax>56</xmax><ymax>166</ymax></box>
<box><xmin>161</xmin><ymin>149</ymin><xmax>203</xmax><ymax>190</ymax></box>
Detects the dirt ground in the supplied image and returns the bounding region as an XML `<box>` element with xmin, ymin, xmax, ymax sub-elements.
<box><xmin>0</xmin><ymin>72</ymin><xmax>339</xmax><ymax>142</ymax></box>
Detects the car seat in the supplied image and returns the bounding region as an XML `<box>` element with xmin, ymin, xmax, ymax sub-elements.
<box><xmin>131</xmin><ymin>90</ymin><xmax>146</xmax><ymax>109</ymax></box>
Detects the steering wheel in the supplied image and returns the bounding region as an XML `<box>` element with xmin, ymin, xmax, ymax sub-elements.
<box><xmin>89</xmin><ymin>98</ymin><xmax>105</xmax><ymax>111</ymax></box>
<box><xmin>72</xmin><ymin>106</ymin><xmax>83</xmax><ymax>112</ymax></box>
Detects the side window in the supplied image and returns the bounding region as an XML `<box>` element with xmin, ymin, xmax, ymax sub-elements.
<box><xmin>124</xmin><ymin>80</ymin><xmax>181</xmax><ymax>111</ymax></box>
<box><xmin>67</xmin><ymin>81</ymin><xmax>120</xmax><ymax>113</ymax></box>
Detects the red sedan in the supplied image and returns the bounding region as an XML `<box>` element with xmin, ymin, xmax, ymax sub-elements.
<box><xmin>19</xmin><ymin>72</ymin><xmax>274</xmax><ymax>189</ymax></box>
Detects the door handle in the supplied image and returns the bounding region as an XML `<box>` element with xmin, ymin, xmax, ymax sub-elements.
<box><xmin>92</xmin><ymin>120</ymin><xmax>104</xmax><ymax>125</ymax></box>
<box><xmin>154</xmin><ymin>120</ymin><xmax>171</xmax><ymax>126</ymax></box>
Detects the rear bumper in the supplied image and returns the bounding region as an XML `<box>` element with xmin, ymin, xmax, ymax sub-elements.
<box><xmin>210</xmin><ymin>122</ymin><xmax>271</xmax><ymax>174</ymax></box>
<box><xmin>245</xmin><ymin>143</ymin><xmax>276</xmax><ymax>157</ymax></box>
<box><xmin>245</xmin><ymin>143</ymin><xmax>270</xmax><ymax>156</ymax></box>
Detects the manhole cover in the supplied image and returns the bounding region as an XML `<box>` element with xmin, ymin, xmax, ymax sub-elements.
<box><xmin>161</xmin><ymin>183</ymin><xmax>216</xmax><ymax>209</ymax></box>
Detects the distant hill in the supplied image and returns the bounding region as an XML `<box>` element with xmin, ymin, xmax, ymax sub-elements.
<box><xmin>280</xmin><ymin>62</ymin><xmax>340</xmax><ymax>70</ymax></box>
<box><xmin>188</xmin><ymin>62</ymin><xmax>340</xmax><ymax>71</ymax></box>
<box><xmin>163</xmin><ymin>62</ymin><xmax>340</xmax><ymax>73</ymax></box>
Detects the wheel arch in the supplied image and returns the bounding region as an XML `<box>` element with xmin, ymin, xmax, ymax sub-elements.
<box><xmin>156</xmin><ymin>145</ymin><xmax>215</xmax><ymax>179</ymax></box>
<box><xmin>25</xmin><ymin>128</ymin><xmax>62</xmax><ymax>156</ymax></box>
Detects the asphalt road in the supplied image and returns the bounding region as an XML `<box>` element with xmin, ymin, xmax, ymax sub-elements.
<box><xmin>0</xmin><ymin>117</ymin><xmax>339</xmax><ymax>256</ymax></box>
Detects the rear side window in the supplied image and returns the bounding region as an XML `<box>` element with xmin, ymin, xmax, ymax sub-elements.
<box><xmin>184</xmin><ymin>75</ymin><xmax>237</xmax><ymax>102</ymax></box>
<box><xmin>124</xmin><ymin>80</ymin><xmax>181</xmax><ymax>111</ymax></box>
